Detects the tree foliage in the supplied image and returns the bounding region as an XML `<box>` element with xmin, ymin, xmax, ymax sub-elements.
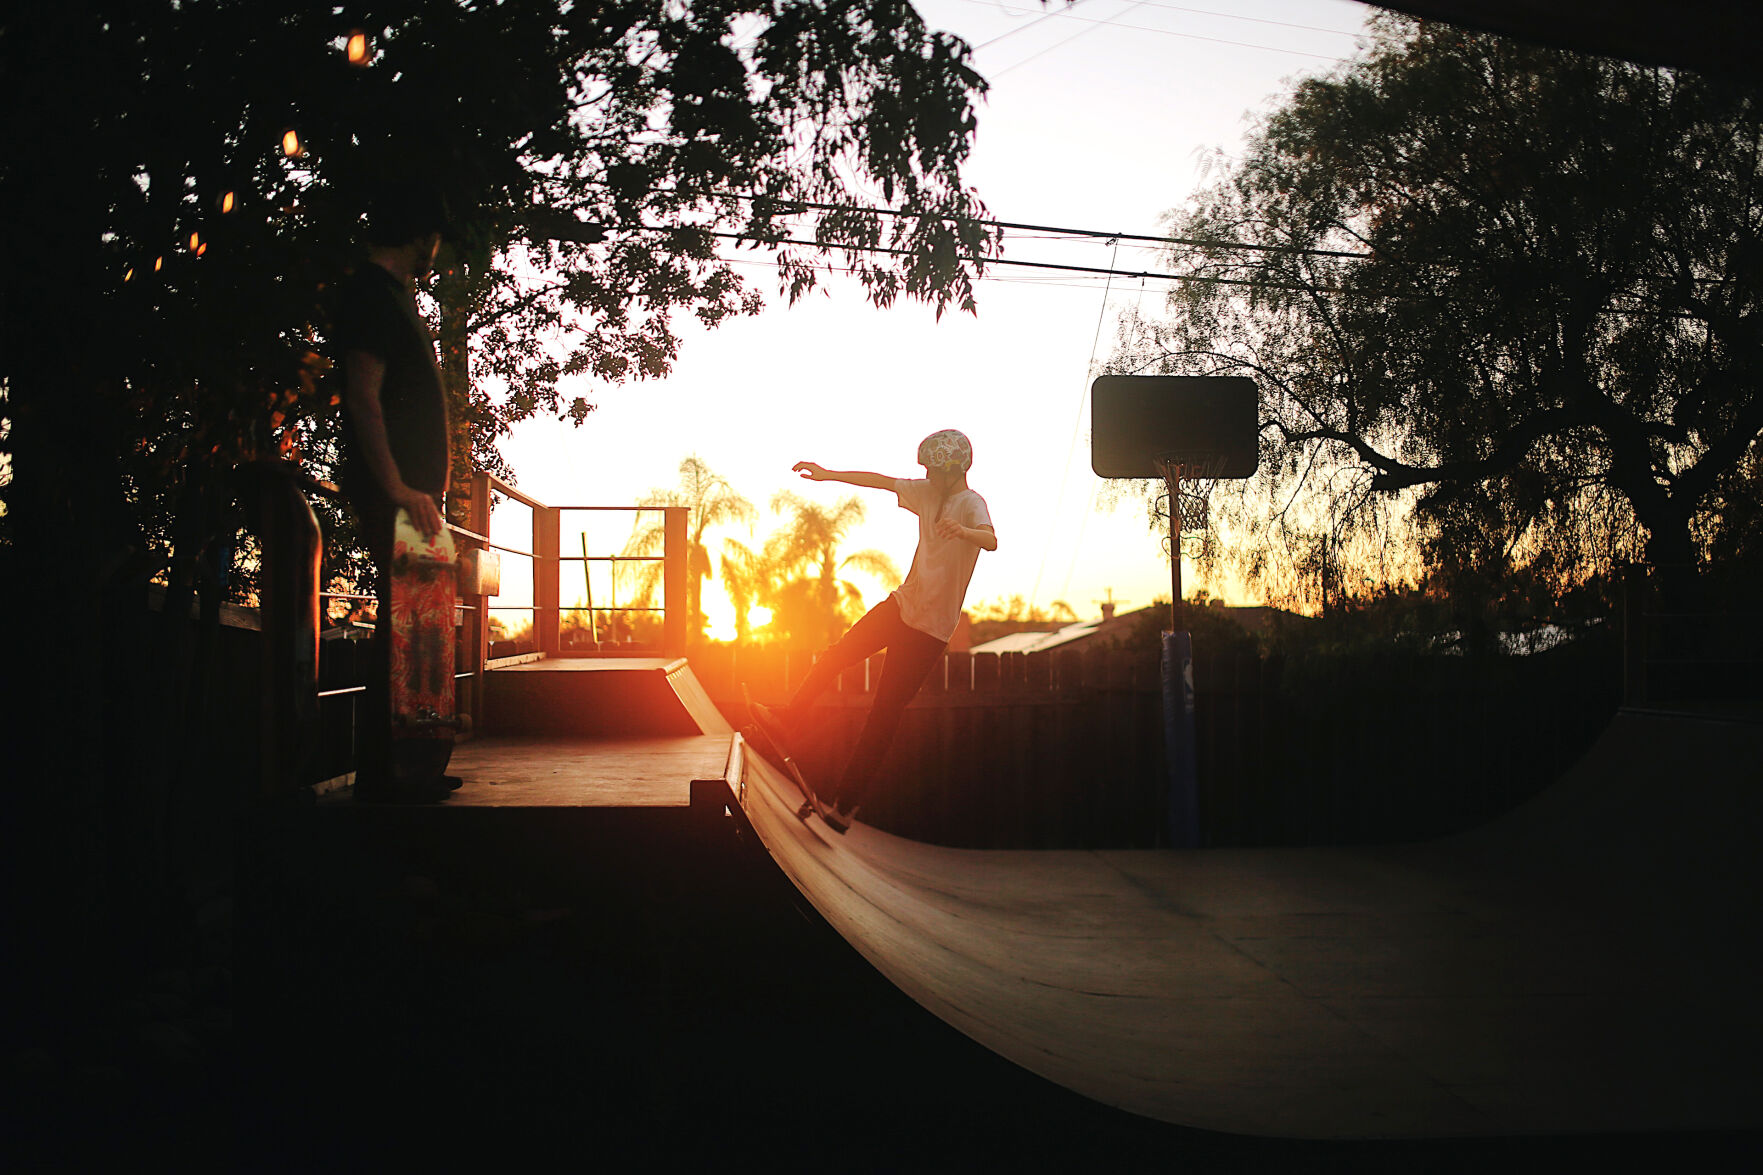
<box><xmin>1110</xmin><ymin>18</ymin><xmax>1763</xmax><ymax>621</ymax></box>
<box><xmin>1</xmin><ymin>0</ymin><xmax>999</xmax><ymax>599</ymax></box>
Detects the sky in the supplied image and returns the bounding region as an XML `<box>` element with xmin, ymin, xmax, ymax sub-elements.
<box><xmin>491</xmin><ymin>0</ymin><xmax>1378</xmax><ymax>639</ymax></box>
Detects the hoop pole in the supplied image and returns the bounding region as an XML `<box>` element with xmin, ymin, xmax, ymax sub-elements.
<box><xmin>1157</xmin><ymin>460</ymin><xmax>1184</xmax><ymax>632</ymax></box>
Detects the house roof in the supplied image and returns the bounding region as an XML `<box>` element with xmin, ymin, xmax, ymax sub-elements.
<box><xmin>968</xmin><ymin>618</ymin><xmax>1103</xmax><ymax>655</ymax></box>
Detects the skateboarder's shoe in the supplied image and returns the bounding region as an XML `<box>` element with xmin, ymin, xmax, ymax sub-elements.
<box><xmin>354</xmin><ymin>774</ymin><xmax>454</xmax><ymax>804</ymax></box>
<box><xmin>819</xmin><ymin>797</ymin><xmax>860</xmax><ymax>835</ymax></box>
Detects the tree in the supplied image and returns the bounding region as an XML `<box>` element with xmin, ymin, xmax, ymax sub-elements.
<box><xmin>764</xmin><ymin>490</ymin><xmax>899</xmax><ymax>648</ymax></box>
<box><xmin>623</xmin><ymin>455</ymin><xmax>756</xmax><ymax>642</ymax></box>
<box><xmin>1110</xmin><ymin>18</ymin><xmax>1763</xmax><ymax>620</ymax></box>
<box><xmin>718</xmin><ymin>536</ymin><xmax>776</xmax><ymax>644</ymax></box>
<box><xmin>0</xmin><ymin>1</ymin><xmax>998</xmax><ymax>1025</ymax></box>
<box><xmin>3</xmin><ymin>0</ymin><xmax>1000</xmax><ymax>610</ymax></box>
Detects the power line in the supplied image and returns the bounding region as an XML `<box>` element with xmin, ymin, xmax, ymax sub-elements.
<box><xmin>700</xmin><ymin>191</ymin><xmax>1372</xmax><ymax>259</ymax></box>
<box><xmin>1033</xmin><ymin>236</ymin><xmax>1120</xmax><ymax>613</ymax></box>
<box><xmin>971</xmin><ymin>0</ymin><xmax>1098</xmax><ymax>51</ymax></box>
<box><xmin>956</xmin><ymin>0</ymin><xmax>1365</xmax><ymax>42</ymax></box>
<box><xmin>992</xmin><ymin>0</ymin><xmax>1155</xmax><ymax>79</ymax></box>
<box><xmin>956</xmin><ymin>0</ymin><xmax>1357</xmax><ymax>65</ymax></box>
<box><xmin>674</xmin><ymin>225</ymin><xmax>1343</xmax><ymax>290</ymax></box>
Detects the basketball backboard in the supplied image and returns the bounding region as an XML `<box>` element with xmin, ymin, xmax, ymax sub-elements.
<box><xmin>1090</xmin><ymin>376</ymin><xmax>1258</xmax><ymax>480</ymax></box>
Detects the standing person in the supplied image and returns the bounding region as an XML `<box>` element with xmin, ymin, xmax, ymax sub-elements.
<box><xmin>335</xmin><ymin>183</ymin><xmax>454</xmax><ymax>803</ymax></box>
<box><xmin>757</xmin><ymin>430</ymin><xmax>995</xmax><ymax>833</ymax></box>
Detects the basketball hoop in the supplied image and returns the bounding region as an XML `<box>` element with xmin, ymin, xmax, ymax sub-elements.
<box><xmin>1153</xmin><ymin>453</ymin><xmax>1219</xmax><ymax>534</ymax></box>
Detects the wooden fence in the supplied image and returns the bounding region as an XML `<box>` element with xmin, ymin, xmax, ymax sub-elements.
<box><xmin>311</xmin><ymin>630</ymin><xmax>1627</xmax><ymax>851</ymax></box>
<box><xmin>689</xmin><ymin>638</ymin><xmax>1626</xmax><ymax>851</ymax></box>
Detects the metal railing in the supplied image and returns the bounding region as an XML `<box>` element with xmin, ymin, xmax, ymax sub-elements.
<box><xmin>466</xmin><ymin>472</ymin><xmax>687</xmax><ymax>665</ymax></box>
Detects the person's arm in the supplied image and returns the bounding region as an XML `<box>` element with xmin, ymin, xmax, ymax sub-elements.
<box><xmin>934</xmin><ymin>517</ymin><xmax>997</xmax><ymax>551</ymax></box>
<box><xmin>344</xmin><ymin>349</ymin><xmax>444</xmax><ymax>539</ymax></box>
<box><xmin>792</xmin><ymin>461</ymin><xmax>897</xmax><ymax>492</ymax></box>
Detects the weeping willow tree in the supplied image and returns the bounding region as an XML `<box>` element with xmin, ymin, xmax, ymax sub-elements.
<box><xmin>1109</xmin><ymin>17</ymin><xmax>1763</xmax><ymax>634</ymax></box>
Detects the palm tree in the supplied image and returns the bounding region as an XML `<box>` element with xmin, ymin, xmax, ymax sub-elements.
<box><xmin>623</xmin><ymin>456</ymin><xmax>755</xmax><ymax>642</ymax></box>
<box><xmin>718</xmin><ymin>537</ymin><xmax>774</xmax><ymax>644</ymax></box>
<box><xmin>766</xmin><ymin>490</ymin><xmax>900</xmax><ymax>649</ymax></box>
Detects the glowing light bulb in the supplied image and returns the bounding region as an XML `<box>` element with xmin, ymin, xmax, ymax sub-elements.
<box><xmin>124</xmin><ymin>267</ymin><xmax>134</xmax><ymax>282</ymax></box>
<box><xmin>154</xmin><ymin>256</ymin><xmax>164</xmax><ymax>272</ymax></box>
<box><xmin>346</xmin><ymin>32</ymin><xmax>369</xmax><ymax>65</ymax></box>
<box><xmin>221</xmin><ymin>190</ymin><xmax>235</xmax><ymax>213</ymax></box>
<box><xmin>189</xmin><ymin>231</ymin><xmax>201</xmax><ymax>250</ymax></box>
<box><xmin>197</xmin><ymin>243</ymin><xmax>208</xmax><ymax>257</ymax></box>
<box><xmin>282</xmin><ymin>129</ymin><xmax>303</xmax><ymax>157</ymax></box>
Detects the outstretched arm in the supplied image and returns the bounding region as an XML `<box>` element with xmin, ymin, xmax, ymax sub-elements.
<box><xmin>792</xmin><ymin>462</ymin><xmax>896</xmax><ymax>492</ymax></box>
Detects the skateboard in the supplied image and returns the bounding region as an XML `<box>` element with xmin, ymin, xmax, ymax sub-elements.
<box><xmin>741</xmin><ymin>683</ymin><xmax>819</xmax><ymax>823</ymax></box>
<box><xmin>389</xmin><ymin>507</ymin><xmax>458</xmax><ymax>784</ymax></box>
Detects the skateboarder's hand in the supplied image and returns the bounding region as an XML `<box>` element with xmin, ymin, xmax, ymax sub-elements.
<box><xmin>793</xmin><ymin>461</ymin><xmax>830</xmax><ymax>481</ymax></box>
<box><xmin>396</xmin><ymin>485</ymin><xmax>444</xmax><ymax>540</ymax></box>
<box><xmin>934</xmin><ymin>517</ymin><xmax>968</xmax><ymax>542</ymax></box>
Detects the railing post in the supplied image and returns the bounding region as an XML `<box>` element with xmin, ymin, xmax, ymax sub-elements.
<box><xmin>663</xmin><ymin>506</ymin><xmax>688</xmax><ymax>655</ymax></box>
<box><xmin>464</xmin><ymin>469</ymin><xmax>492</xmax><ymax>718</ymax></box>
<box><xmin>536</xmin><ymin>504</ymin><xmax>561</xmax><ymax>658</ymax></box>
<box><xmin>247</xmin><ymin>461</ymin><xmax>321</xmax><ymax>798</ymax></box>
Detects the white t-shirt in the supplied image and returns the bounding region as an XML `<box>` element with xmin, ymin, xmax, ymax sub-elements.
<box><xmin>891</xmin><ymin>478</ymin><xmax>992</xmax><ymax>642</ymax></box>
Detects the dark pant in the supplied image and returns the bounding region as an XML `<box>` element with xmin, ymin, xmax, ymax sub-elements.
<box><xmin>784</xmin><ymin>595</ymin><xmax>947</xmax><ymax>808</ymax></box>
<box><xmin>351</xmin><ymin>487</ymin><xmax>396</xmax><ymax>787</ymax></box>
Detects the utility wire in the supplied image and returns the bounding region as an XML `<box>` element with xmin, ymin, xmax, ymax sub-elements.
<box><xmin>971</xmin><ymin>0</ymin><xmax>1096</xmax><ymax>51</ymax></box>
<box><xmin>1032</xmin><ymin>235</ymin><xmax>1120</xmax><ymax>613</ymax></box>
<box><xmin>992</xmin><ymin>0</ymin><xmax>1154</xmax><ymax>78</ymax></box>
<box><xmin>702</xmin><ymin>191</ymin><xmax>1372</xmax><ymax>258</ymax></box>
<box><xmin>655</xmin><ymin>224</ymin><xmax>1344</xmax><ymax>290</ymax></box>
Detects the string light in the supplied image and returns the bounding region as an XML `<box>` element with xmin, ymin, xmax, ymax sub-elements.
<box><xmin>189</xmin><ymin>231</ymin><xmax>201</xmax><ymax>250</ymax></box>
<box><xmin>197</xmin><ymin>243</ymin><xmax>208</xmax><ymax>257</ymax></box>
<box><xmin>282</xmin><ymin>128</ymin><xmax>304</xmax><ymax>157</ymax></box>
<box><xmin>346</xmin><ymin>31</ymin><xmax>370</xmax><ymax>65</ymax></box>
<box><xmin>220</xmin><ymin>190</ymin><xmax>235</xmax><ymax>213</ymax></box>
<box><xmin>154</xmin><ymin>256</ymin><xmax>164</xmax><ymax>272</ymax></box>
<box><xmin>123</xmin><ymin>267</ymin><xmax>134</xmax><ymax>282</ymax></box>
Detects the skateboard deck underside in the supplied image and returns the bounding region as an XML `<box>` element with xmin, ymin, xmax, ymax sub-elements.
<box><xmin>390</xmin><ymin>512</ymin><xmax>456</xmax><ymax>780</ymax></box>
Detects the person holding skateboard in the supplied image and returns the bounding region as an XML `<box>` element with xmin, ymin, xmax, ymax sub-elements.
<box><xmin>337</xmin><ymin>182</ymin><xmax>455</xmax><ymax>803</ymax></box>
<box><xmin>754</xmin><ymin>430</ymin><xmax>995</xmax><ymax>833</ymax></box>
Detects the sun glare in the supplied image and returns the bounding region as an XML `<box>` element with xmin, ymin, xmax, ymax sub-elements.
<box><xmin>749</xmin><ymin>605</ymin><xmax>774</xmax><ymax>628</ymax></box>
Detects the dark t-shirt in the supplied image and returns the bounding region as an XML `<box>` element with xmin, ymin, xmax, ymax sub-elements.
<box><xmin>335</xmin><ymin>262</ymin><xmax>449</xmax><ymax>497</ymax></box>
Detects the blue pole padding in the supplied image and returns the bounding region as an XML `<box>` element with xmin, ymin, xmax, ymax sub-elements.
<box><xmin>1161</xmin><ymin>630</ymin><xmax>1199</xmax><ymax>848</ymax></box>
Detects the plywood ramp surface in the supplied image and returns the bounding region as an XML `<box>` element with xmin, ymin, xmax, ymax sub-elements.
<box><xmin>730</xmin><ymin>710</ymin><xmax>1763</xmax><ymax>1139</ymax></box>
<box><xmin>444</xmin><ymin>733</ymin><xmax>730</xmax><ymax>807</ymax></box>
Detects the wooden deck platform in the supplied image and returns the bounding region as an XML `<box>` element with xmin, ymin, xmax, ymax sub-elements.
<box><xmin>443</xmin><ymin>732</ymin><xmax>733</xmax><ymax>807</ymax></box>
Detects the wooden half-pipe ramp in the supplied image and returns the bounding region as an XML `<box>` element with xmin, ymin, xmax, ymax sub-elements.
<box><xmin>725</xmin><ymin>707</ymin><xmax>1762</xmax><ymax>1139</ymax></box>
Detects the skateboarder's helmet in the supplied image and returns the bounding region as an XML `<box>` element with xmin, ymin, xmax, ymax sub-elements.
<box><xmin>917</xmin><ymin>429</ymin><xmax>972</xmax><ymax>473</ymax></box>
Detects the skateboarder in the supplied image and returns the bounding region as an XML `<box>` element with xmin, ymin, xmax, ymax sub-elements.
<box><xmin>337</xmin><ymin>182</ymin><xmax>455</xmax><ymax>803</ymax></box>
<box><xmin>755</xmin><ymin>430</ymin><xmax>995</xmax><ymax>832</ymax></box>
